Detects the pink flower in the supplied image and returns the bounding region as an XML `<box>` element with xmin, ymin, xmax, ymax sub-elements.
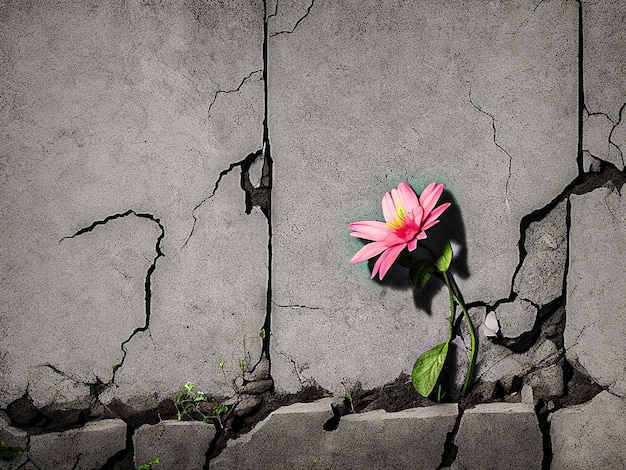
<box><xmin>349</xmin><ymin>182</ymin><xmax>451</xmax><ymax>280</ymax></box>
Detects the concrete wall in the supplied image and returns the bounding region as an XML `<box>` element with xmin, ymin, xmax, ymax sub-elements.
<box><xmin>1</xmin><ymin>0</ymin><xmax>625</xmax><ymax>468</ymax></box>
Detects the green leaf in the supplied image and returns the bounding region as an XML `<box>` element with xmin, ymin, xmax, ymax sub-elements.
<box><xmin>409</xmin><ymin>259</ymin><xmax>436</xmax><ymax>290</ymax></box>
<box><xmin>411</xmin><ymin>341</ymin><xmax>449</xmax><ymax>397</ymax></box>
<box><xmin>183</xmin><ymin>382</ymin><xmax>194</xmax><ymax>393</ymax></box>
<box><xmin>177</xmin><ymin>412</ymin><xmax>183</xmax><ymax>420</ymax></box>
<box><xmin>435</xmin><ymin>241</ymin><xmax>453</xmax><ymax>273</ymax></box>
<box><xmin>219</xmin><ymin>359</ymin><xmax>226</xmax><ymax>369</ymax></box>
<box><xmin>239</xmin><ymin>358</ymin><xmax>245</xmax><ymax>372</ymax></box>
<box><xmin>259</xmin><ymin>328</ymin><xmax>266</xmax><ymax>339</ymax></box>
<box><xmin>0</xmin><ymin>441</ymin><xmax>23</xmax><ymax>459</ymax></box>
<box><xmin>345</xmin><ymin>392</ymin><xmax>352</xmax><ymax>404</ymax></box>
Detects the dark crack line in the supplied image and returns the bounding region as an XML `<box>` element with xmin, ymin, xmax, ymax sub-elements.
<box><xmin>271</xmin><ymin>301</ymin><xmax>321</xmax><ymax>310</ymax></box>
<box><xmin>510</xmin><ymin>0</ymin><xmax>548</xmax><ymax>35</ymax></box>
<box><xmin>207</xmin><ymin>70</ymin><xmax>263</xmax><ymax>119</ymax></box>
<box><xmin>261</xmin><ymin>0</ymin><xmax>274</xmax><ymax>366</ymax></box>
<box><xmin>582</xmin><ymin>104</ymin><xmax>623</xmax><ymax>166</ymax></box>
<box><xmin>115</xmin><ymin>213</ymin><xmax>164</xmax><ymax>382</ymax></box>
<box><xmin>61</xmin><ymin>210</ymin><xmax>165</xmax><ymax>383</ymax></box>
<box><xmin>266</xmin><ymin>0</ymin><xmax>279</xmax><ymax>21</ymax></box>
<box><xmin>466</xmin><ymin>82</ymin><xmax>513</xmax><ymax>212</ymax></box>
<box><xmin>435</xmin><ymin>404</ymin><xmax>462</xmax><ymax>469</ymax></box>
<box><xmin>269</xmin><ymin>0</ymin><xmax>315</xmax><ymax>37</ymax></box>
<box><xmin>182</xmin><ymin>151</ymin><xmax>262</xmax><ymax>249</ymax></box>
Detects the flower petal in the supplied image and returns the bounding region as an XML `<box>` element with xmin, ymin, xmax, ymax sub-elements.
<box><xmin>349</xmin><ymin>241</ymin><xmax>389</xmax><ymax>264</ymax></box>
<box><xmin>382</xmin><ymin>192</ymin><xmax>396</xmax><ymax>224</ymax></box>
<box><xmin>373</xmin><ymin>244</ymin><xmax>406</xmax><ymax>280</ymax></box>
<box><xmin>349</xmin><ymin>220</ymin><xmax>393</xmax><ymax>241</ymax></box>
<box><xmin>407</xmin><ymin>239</ymin><xmax>418</xmax><ymax>251</ymax></box>
<box><xmin>420</xmin><ymin>183</ymin><xmax>444</xmax><ymax>217</ymax></box>
<box><xmin>421</xmin><ymin>202</ymin><xmax>451</xmax><ymax>230</ymax></box>
<box><xmin>397</xmin><ymin>182</ymin><xmax>420</xmax><ymax>214</ymax></box>
<box><xmin>382</xmin><ymin>231</ymin><xmax>408</xmax><ymax>246</ymax></box>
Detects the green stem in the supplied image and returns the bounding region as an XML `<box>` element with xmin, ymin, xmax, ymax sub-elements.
<box><xmin>453</xmin><ymin>291</ymin><xmax>476</xmax><ymax>397</ymax></box>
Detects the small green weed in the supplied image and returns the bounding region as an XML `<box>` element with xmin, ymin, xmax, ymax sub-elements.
<box><xmin>173</xmin><ymin>382</ymin><xmax>228</xmax><ymax>428</ymax></box>
<box><xmin>0</xmin><ymin>441</ymin><xmax>23</xmax><ymax>459</ymax></box>
<box><xmin>137</xmin><ymin>456</ymin><xmax>159</xmax><ymax>470</ymax></box>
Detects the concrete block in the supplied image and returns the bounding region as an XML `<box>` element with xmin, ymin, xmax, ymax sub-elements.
<box><xmin>550</xmin><ymin>391</ymin><xmax>626</xmax><ymax>469</ymax></box>
<box><xmin>514</xmin><ymin>199</ymin><xmax>568</xmax><ymax>307</ymax></box>
<box><xmin>329</xmin><ymin>405</ymin><xmax>458</xmax><ymax>470</ymax></box>
<box><xmin>211</xmin><ymin>398</ymin><xmax>335</xmax><ymax>470</ymax></box>
<box><xmin>455</xmin><ymin>403</ymin><xmax>542</xmax><ymax>470</ymax></box>
<box><xmin>28</xmin><ymin>419</ymin><xmax>126</xmax><ymax>470</ymax></box>
<box><xmin>133</xmin><ymin>420</ymin><xmax>216</xmax><ymax>470</ymax></box>
<box><xmin>269</xmin><ymin>0</ymin><xmax>578</xmax><ymax>393</ymax></box>
<box><xmin>566</xmin><ymin>188</ymin><xmax>626</xmax><ymax>395</ymax></box>
<box><xmin>212</xmin><ymin>399</ymin><xmax>458</xmax><ymax>470</ymax></box>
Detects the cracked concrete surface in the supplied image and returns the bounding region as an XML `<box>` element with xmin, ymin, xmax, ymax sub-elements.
<box><xmin>269</xmin><ymin>0</ymin><xmax>577</xmax><ymax>394</ymax></box>
<box><xmin>1</xmin><ymin>0</ymin><xmax>626</xmax><ymax>468</ymax></box>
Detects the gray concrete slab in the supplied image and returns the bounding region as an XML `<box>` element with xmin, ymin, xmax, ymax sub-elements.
<box><xmin>134</xmin><ymin>420</ymin><xmax>215</xmax><ymax>470</ymax></box>
<box><xmin>454</xmin><ymin>403</ymin><xmax>542</xmax><ymax>470</ymax></box>
<box><xmin>212</xmin><ymin>398</ymin><xmax>458</xmax><ymax>470</ymax></box>
<box><xmin>269</xmin><ymin>0</ymin><xmax>578</xmax><ymax>393</ymax></box>
<box><xmin>550</xmin><ymin>391</ymin><xmax>626</xmax><ymax>470</ymax></box>
<box><xmin>211</xmin><ymin>398</ymin><xmax>336</xmax><ymax>470</ymax></box>
<box><xmin>0</xmin><ymin>0</ymin><xmax>265</xmax><ymax>409</ymax></box>
<box><xmin>566</xmin><ymin>188</ymin><xmax>626</xmax><ymax>396</ymax></box>
<box><xmin>329</xmin><ymin>405</ymin><xmax>458</xmax><ymax>470</ymax></box>
<box><xmin>28</xmin><ymin>419</ymin><xmax>126</xmax><ymax>470</ymax></box>
<box><xmin>514</xmin><ymin>199</ymin><xmax>568</xmax><ymax>307</ymax></box>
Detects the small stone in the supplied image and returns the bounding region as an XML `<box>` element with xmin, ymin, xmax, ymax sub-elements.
<box><xmin>483</xmin><ymin>311</ymin><xmax>500</xmax><ymax>338</ymax></box>
<box><xmin>233</xmin><ymin>395</ymin><xmax>262</xmax><ymax>418</ymax></box>
<box><xmin>526</xmin><ymin>362</ymin><xmax>564</xmax><ymax>400</ymax></box>
<box><xmin>494</xmin><ymin>298</ymin><xmax>537</xmax><ymax>339</ymax></box>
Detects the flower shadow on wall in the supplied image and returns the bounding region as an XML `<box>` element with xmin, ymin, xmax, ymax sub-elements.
<box><xmin>349</xmin><ymin>182</ymin><xmax>475</xmax><ymax>399</ymax></box>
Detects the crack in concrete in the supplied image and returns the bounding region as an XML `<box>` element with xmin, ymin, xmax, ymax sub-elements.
<box><xmin>182</xmin><ymin>150</ymin><xmax>263</xmax><ymax>249</ymax></box>
<box><xmin>607</xmin><ymin>101</ymin><xmax>626</xmax><ymax>168</ymax></box>
<box><xmin>510</xmin><ymin>0</ymin><xmax>549</xmax><ymax>35</ymax></box>
<box><xmin>207</xmin><ymin>70</ymin><xmax>263</xmax><ymax>120</ymax></box>
<box><xmin>435</xmin><ymin>404</ymin><xmax>462</xmax><ymax>469</ymax></box>
<box><xmin>271</xmin><ymin>301</ymin><xmax>322</xmax><ymax>310</ymax></box>
<box><xmin>269</xmin><ymin>0</ymin><xmax>315</xmax><ymax>37</ymax></box>
<box><xmin>466</xmin><ymin>82</ymin><xmax>513</xmax><ymax>214</ymax></box>
<box><xmin>60</xmin><ymin>210</ymin><xmax>165</xmax><ymax>384</ymax></box>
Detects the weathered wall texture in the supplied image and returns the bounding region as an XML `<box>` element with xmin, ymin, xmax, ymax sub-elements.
<box><xmin>1</xmin><ymin>0</ymin><xmax>625</xmax><ymax>468</ymax></box>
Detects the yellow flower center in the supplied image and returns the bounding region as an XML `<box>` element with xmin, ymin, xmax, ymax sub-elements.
<box><xmin>386</xmin><ymin>207</ymin><xmax>406</xmax><ymax>229</ymax></box>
